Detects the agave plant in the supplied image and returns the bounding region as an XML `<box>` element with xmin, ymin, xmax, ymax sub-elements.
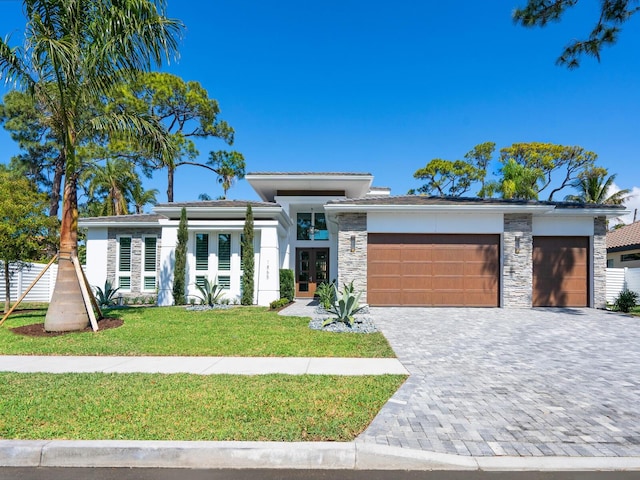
<box><xmin>323</xmin><ymin>281</ymin><xmax>366</xmax><ymax>327</ymax></box>
<box><xmin>94</xmin><ymin>280</ymin><xmax>120</xmax><ymax>307</ymax></box>
<box><xmin>195</xmin><ymin>277</ymin><xmax>225</xmax><ymax>307</ymax></box>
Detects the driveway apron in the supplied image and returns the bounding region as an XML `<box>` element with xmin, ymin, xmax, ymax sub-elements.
<box><xmin>358</xmin><ymin>307</ymin><xmax>640</xmax><ymax>457</ymax></box>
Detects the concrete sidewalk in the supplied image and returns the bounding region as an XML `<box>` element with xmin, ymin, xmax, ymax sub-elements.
<box><xmin>0</xmin><ymin>355</ymin><xmax>408</xmax><ymax>375</ymax></box>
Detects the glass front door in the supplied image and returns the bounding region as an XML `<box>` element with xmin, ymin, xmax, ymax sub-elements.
<box><xmin>296</xmin><ymin>248</ymin><xmax>329</xmax><ymax>298</ymax></box>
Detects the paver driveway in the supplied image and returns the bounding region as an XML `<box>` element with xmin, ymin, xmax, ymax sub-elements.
<box><xmin>359</xmin><ymin>307</ymin><xmax>640</xmax><ymax>457</ymax></box>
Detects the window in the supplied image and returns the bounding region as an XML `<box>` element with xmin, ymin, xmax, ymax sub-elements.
<box><xmin>218</xmin><ymin>275</ymin><xmax>231</xmax><ymax>289</ymax></box>
<box><xmin>621</xmin><ymin>253</ymin><xmax>640</xmax><ymax>262</ymax></box>
<box><xmin>196</xmin><ymin>234</ymin><xmax>209</xmax><ymax>271</ymax></box>
<box><xmin>142</xmin><ymin>236</ymin><xmax>157</xmax><ymax>291</ymax></box>
<box><xmin>218</xmin><ymin>234</ymin><xmax>231</xmax><ymax>270</ymax></box>
<box><xmin>118</xmin><ymin>237</ymin><xmax>132</xmax><ymax>290</ymax></box>
<box><xmin>607</xmin><ymin>259</ymin><xmax>614</xmax><ymax>268</ymax></box>
<box><xmin>296</xmin><ymin>212</ymin><xmax>328</xmax><ymax>241</ymax></box>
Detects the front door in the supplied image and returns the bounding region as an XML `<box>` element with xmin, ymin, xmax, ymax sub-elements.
<box><xmin>296</xmin><ymin>248</ymin><xmax>329</xmax><ymax>298</ymax></box>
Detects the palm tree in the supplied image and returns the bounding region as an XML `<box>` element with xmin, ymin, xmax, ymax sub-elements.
<box><xmin>82</xmin><ymin>159</ymin><xmax>138</xmax><ymax>216</ymax></box>
<box><xmin>208</xmin><ymin>151</ymin><xmax>246</xmax><ymax>199</ymax></box>
<box><xmin>0</xmin><ymin>0</ymin><xmax>182</xmax><ymax>331</ymax></box>
<box><xmin>565</xmin><ymin>167</ymin><xmax>631</xmax><ymax>205</ymax></box>
<box><xmin>130</xmin><ymin>182</ymin><xmax>159</xmax><ymax>214</ymax></box>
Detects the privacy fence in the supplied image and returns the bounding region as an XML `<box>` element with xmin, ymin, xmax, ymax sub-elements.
<box><xmin>606</xmin><ymin>268</ymin><xmax>640</xmax><ymax>304</ymax></box>
<box><xmin>0</xmin><ymin>262</ymin><xmax>59</xmax><ymax>303</ymax></box>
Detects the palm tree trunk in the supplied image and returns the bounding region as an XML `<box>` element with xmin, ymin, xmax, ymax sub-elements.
<box><xmin>44</xmin><ymin>174</ymin><xmax>90</xmax><ymax>332</ymax></box>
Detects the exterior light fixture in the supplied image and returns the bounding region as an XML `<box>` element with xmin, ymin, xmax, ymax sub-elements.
<box><xmin>350</xmin><ymin>235</ymin><xmax>356</xmax><ymax>252</ymax></box>
<box><xmin>515</xmin><ymin>235</ymin><xmax>521</xmax><ymax>254</ymax></box>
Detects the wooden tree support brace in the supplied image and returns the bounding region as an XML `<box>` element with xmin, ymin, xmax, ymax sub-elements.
<box><xmin>0</xmin><ymin>255</ymin><xmax>59</xmax><ymax>328</ymax></box>
<box><xmin>71</xmin><ymin>254</ymin><xmax>99</xmax><ymax>332</ymax></box>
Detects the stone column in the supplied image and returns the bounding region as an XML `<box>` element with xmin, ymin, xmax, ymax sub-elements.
<box><xmin>593</xmin><ymin>216</ymin><xmax>607</xmax><ymax>309</ymax></box>
<box><xmin>337</xmin><ymin>213</ymin><xmax>368</xmax><ymax>302</ymax></box>
<box><xmin>503</xmin><ymin>214</ymin><xmax>533</xmax><ymax>308</ymax></box>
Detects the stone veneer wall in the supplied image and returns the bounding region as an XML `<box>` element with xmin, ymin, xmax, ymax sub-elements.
<box><xmin>106</xmin><ymin>228</ymin><xmax>162</xmax><ymax>296</ymax></box>
<box><xmin>502</xmin><ymin>214</ymin><xmax>533</xmax><ymax>308</ymax></box>
<box><xmin>336</xmin><ymin>213</ymin><xmax>368</xmax><ymax>302</ymax></box>
<box><xmin>593</xmin><ymin>216</ymin><xmax>607</xmax><ymax>309</ymax></box>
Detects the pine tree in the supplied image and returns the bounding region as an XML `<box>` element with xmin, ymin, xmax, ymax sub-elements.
<box><xmin>241</xmin><ymin>204</ymin><xmax>254</xmax><ymax>305</ymax></box>
<box><xmin>173</xmin><ymin>207</ymin><xmax>188</xmax><ymax>305</ymax></box>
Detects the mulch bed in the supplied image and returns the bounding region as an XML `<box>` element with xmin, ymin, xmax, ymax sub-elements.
<box><xmin>10</xmin><ymin>318</ymin><xmax>123</xmax><ymax>337</ymax></box>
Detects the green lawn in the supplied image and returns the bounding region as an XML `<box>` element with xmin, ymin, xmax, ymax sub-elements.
<box><xmin>0</xmin><ymin>372</ymin><xmax>406</xmax><ymax>441</ymax></box>
<box><xmin>0</xmin><ymin>305</ymin><xmax>395</xmax><ymax>357</ymax></box>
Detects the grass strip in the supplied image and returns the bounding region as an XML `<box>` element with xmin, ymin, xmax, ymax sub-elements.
<box><xmin>0</xmin><ymin>372</ymin><xmax>406</xmax><ymax>441</ymax></box>
<box><xmin>0</xmin><ymin>305</ymin><xmax>394</xmax><ymax>357</ymax></box>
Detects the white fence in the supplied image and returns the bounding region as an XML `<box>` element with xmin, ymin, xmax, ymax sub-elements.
<box><xmin>0</xmin><ymin>262</ymin><xmax>58</xmax><ymax>303</ymax></box>
<box><xmin>606</xmin><ymin>267</ymin><xmax>640</xmax><ymax>303</ymax></box>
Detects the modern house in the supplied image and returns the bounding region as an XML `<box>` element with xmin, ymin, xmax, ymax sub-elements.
<box><xmin>606</xmin><ymin>221</ymin><xmax>640</xmax><ymax>268</ymax></box>
<box><xmin>79</xmin><ymin>172</ymin><xmax>624</xmax><ymax>308</ymax></box>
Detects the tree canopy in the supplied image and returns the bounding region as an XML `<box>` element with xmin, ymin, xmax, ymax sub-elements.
<box><xmin>513</xmin><ymin>0</ymin><xmax>640</xmax><ymax>68</ymax></box>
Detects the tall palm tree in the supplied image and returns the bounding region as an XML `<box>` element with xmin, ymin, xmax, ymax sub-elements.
<box><xmin>130</xmin><ymin>182</ymin><xmax>159</xmax><ymax>214</ymax></box>
<box><xmin>0</xmin><ymin>0</ymin><xmax>182</xmax><ymax>331</ymax></box>
<box><xmin>565</xmin><ymin>168</ymin><xmax>631</xmax><ymax>205</ymax></box>
<box><xmin>208</xmin><ymin>150</ymin><xmax>246</xmax><ymax>199</ymax></box>
<box><xmin>82</xmin><ymin>159</ymin><xmax>138</xmax><ymax>216</ymax></box>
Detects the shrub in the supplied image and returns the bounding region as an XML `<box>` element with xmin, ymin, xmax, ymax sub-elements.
<box><xmin>315</xmin><ymin>280</ymin><xmax>336</xmax><ymax>310</ymax></box>
<box><xmin>94</xmin><ymin>280</ymin><xmax>120</xmax><ymax>307</ymax></box>
<box><xmin>195</xmin><ymin>277</ymin><xmax>225</xmax><ymax>307</ymax></box>
<box><xmin>173</xmin><ymin>207</ymin><xmax>188</xmax><ymax>305</ymax></box>
<box><xmin>270</xmin><ymin>298</ymin><xmax>290</xmax><ymax>310</ymax></box>
<box><xmin>279</xmin><ymin>269</ymin><xmax>295</xmax><ymax>302</ymax></box>
<box><xmin>324</xmin><ymin>281</ymin><xmax>366</xmax><ymax>328</ymax></box>
<box><xmin>241</xmin><ymin>205</ymin><xmax>255</xmax><ymax>305</ymax></box>
<box><xmin>614</xmin><ymin>288</ymin><xmax>639</xmax><ymax>313</ymax></box>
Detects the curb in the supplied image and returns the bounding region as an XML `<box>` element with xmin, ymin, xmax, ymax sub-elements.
<box><xmin>2</xmin><ymin>440</ymin><xmax>640</xmax><ymax>471</ymax></box>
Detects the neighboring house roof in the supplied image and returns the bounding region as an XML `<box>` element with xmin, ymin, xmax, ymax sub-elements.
<box><xmin>607</xmin><ymin>221</ymin><xmax>640</xmax><ymax>251</ymax></box>
<box><xmin>325</xmin><ymin>195</ymin><xmax>625</xmax><ymax>216</ymax></box>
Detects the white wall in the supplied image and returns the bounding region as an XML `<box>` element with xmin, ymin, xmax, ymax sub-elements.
<box><xmin>606</xmin><ymin>267</ymin><xmax>640</xmax><ymax>303</ymax></box>
<box><xmin>85</xmin><ymin>227</ymin><xmax>108</xmax><ymax>289</ymax></box>
<box><xmin>157</xmin><ymin>224</ymin><xmax>177</xmax><ymax>306</ymax></box>
<box><xmin>532</xmin><ymin>216</ymin><xmax>594</xmax><ymax>236</ymax></box>
<box><xmin>256</xmin><ymin>226</ymin><xmax>280</xmax><ymax>305</ymax></box>
<box><xmin>367</xmin><ymin>212</ymin><xmax>504</xmax><ymax>233</ymax></box>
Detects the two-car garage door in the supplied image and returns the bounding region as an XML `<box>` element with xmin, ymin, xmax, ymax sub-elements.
<box><xmin>367</xmin><ymin>234</ymin><xmax>500</xmax><ymax>307</ymax></box>
<box><xmin>367</xmin><ymin>234</ymin><xmax>589</xmax><ymax>307</ymax></box>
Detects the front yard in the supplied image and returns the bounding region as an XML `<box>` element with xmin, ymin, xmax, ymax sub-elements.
<box><xmin>0</xmin><ymin>304</ymin><xmax>394</xmax><ymax>357</ymax></box>
<box><xmin>0</xmin><ymin>304</ymin><xmax>404</xmax><ymax>441</ymax></box>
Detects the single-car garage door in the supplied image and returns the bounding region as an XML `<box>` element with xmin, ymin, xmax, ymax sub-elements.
<box><xmin>533</xmin><ymin>236</ymin><xmax>589</xmax><ymax>307</ymax></box>
<box><xmin>367</xmin><ymin>234</ymin><xmax>500</xmax><ymax>307</ymax></box>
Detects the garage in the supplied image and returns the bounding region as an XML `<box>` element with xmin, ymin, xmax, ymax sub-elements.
<box><xmin>533</xmin><ymin>236</ymin><xmax>589</xmax><ymax>307</ymax></box>
<box><xmin>367</xmin><ymin>233</ymin><xmax>500</xmax><ymax>307</ymax></box>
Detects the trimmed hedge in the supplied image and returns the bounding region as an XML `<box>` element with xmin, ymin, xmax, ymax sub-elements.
<box><xmin>279</xmin><ymin>269</ymin><xmax>295</xmax><ymax>302</ymax></box>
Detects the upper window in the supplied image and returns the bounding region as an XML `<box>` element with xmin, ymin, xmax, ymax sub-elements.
<box><xmin>118</xmin><ymin>236</ymin><xmax>132</xmax><ymax>290</ymax></box>
<box><xmin>621</xmin><ymin>253</ymin><xmax>640</xmax><ymax>262</ymax></box>
<box><xmin>195</xmin><ymin>234</ymin><xmax>209</xmax><ymax>271</ymax></box>
<box><xmin>218</xmin><ymin>234</ymin><xmax>231</xmax><ymax>270</ymax></box>
<box><xmin>142</xmin><ymin>236</ymin><xmax>157</xmax><ymax>291</ymax></box>
<box><xmin>296</xmin><ymin>212</ymin><xmax>328</xmax><ymax>241</ymax></box>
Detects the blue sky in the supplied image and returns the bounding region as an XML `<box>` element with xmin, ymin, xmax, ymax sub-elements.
<box><xmin>1</xmin><ymin>1</ymin><xmax>639</xmax><ymax>220</ymax></box>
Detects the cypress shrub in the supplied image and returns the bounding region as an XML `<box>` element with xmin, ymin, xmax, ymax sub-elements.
<box><xmin>241</xmin><ymin>205</ymin><xmax>255</xmax><ymax>305</ymax></box>
<box><xmin>172</xmin><ymin>207</ymin><xmax>188</xmax><ymax>305</ymax></box>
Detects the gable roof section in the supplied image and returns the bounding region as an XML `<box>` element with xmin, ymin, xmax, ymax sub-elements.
<box><xmin>325</xmin><ymin>195</ymin><xmax>626</xmax><ymax>216</ymax></box>
<box><xmin>607</xmin><ymin>221</ymin><xmax>640</xmax><ymax>251</ymax></box>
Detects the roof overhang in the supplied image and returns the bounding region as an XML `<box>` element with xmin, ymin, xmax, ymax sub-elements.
<box><xmin>153</xmin><ymin>205</ymin><xmax>293</xmax><ymax>227</ymax></box>
<box><xmin>246</xmin><ymin>173</ymin><xmax>373</xmax><ymax>202</ymax></box>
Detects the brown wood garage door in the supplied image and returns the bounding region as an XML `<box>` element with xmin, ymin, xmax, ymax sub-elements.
<box><xmin>367</xmin><ymin>234</ymin><xmax>500</xmax><ymax>307</ymax></box>
<box><xmin>533</xmin><ymin>236</ymin><xmax>589</xmax><ymax>307</ymax></box>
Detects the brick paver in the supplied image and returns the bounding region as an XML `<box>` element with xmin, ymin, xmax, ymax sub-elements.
<box><xmin>358</xmin><ymin>307</ymin><xmax>640</xmax><ymax>457</ymax></box>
